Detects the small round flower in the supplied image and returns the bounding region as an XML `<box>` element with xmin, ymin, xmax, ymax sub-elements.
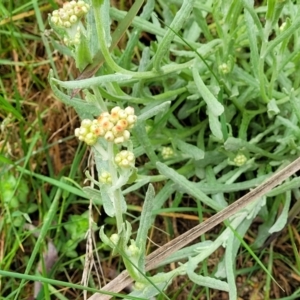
<box><xmin>110</xmin><ymin>233</ymin><xmax>119</xmax><ymax>245</ymax></box>
<box><xmin>52</xmin><ymin>10</ymin><xmax>59</xmax><ymax>17</ymax></box>
<box><xmin>116</xmin><ymin>119</ymin><xmax>128</xmax><ymax>129</ymax></box>
<box><xmin>85</xmin><ymin>132</ymin><xmax>97</xmax><ymax>145</ymax></box>
<box><xmin>114</xmin><ymin>136</ymin><xmax>125</xmax><ymax>144</ymax></box>
<box><xmin>69</xmin><ymin>15</ymin><xmax>78</xmax><ymax>23</ymax></box>
<box><xmin>124</xmin><ymin>106</ymin><xmax>134</xmax><ymax>115</ymax></box>
<box><xmin>63</xmin><ymin>21</ymin><xmax>72</xmax><ymax>28</ymax></box>
<box><xmin>110</xmin><ymin>112</ymin><xmax>119</xmax><ymax>123</ymax></box>
<box><xmin>65</xmin><ymin>9</ymin><xmax>75</xmax><ymax>17</ymax></box>
<box><xmin>112</xmin><ymin>124</ymin><xmax>124</xmax><ymax>136</ymax></box>
<box><xmin>78</xmin><ymin>127</ymin><xmax>89</xmax><ymax>136</ymax></box>
<box><xmin>74</xmin><ymin>128</ymin><xmax>81</xmax><ymax>137</ymax></box>
<box><xmin>59</xmin><ymin>11</ymin><xmax>69</xmax><ymax>20</ymax></box>
<box><xmin>118</xmin><ymin>109</ymin><xmax>127</xmax><ymax>119</ymax></box>
<box><xmin>91</xmin><ymin>124</ymin><xmax>105</xmax><ymax>136</ymax></box>
<box><xmin>81</xmin><ymin>119</ymin><xmax>92</xmax><ymax>128</ymax></box>
<box><xmin>51</xmin><ymin>16</ymin><xmax>59</xmax><ymax>24</ymax></box>
<box><xmin>123</xmin><ymin>130</ymin><xmax>130</xmax><ymax>140</ymax></box>
<box><xmin>104</xmin><ymin>131</ymin><xmax>114</xmax><ymax>142</ymax></box>
<box><xmin>110</xmin><ymin>106</ymin><xmax>121</xmax><ymax>114</ymax></box>
<box><xmin>126</xmin><ymin>115</ymin><xmax>137</xmax><ymax>127</ymax></box>
<box><xmin>102</xmin><ymin>120</ymin><xmax>114</xmax><ymax>131</ymax></box>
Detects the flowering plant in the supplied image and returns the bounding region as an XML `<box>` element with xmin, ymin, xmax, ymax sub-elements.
<box><xmin>46</xmin><ymin>0</ymin><xmax>300</xmax><ymax>299</ymax></box>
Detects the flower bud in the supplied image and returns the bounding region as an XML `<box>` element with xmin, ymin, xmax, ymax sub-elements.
<box><xmin>81</xmin><ymin>119</ymin><xmax>92</xmax><ymax>128</ymax></box>
<box><xmin>110</xmin><ymin>233</ymin><xmax>119</xmax><ymax>245</ymax></box>
<box><xmin>74</xmin><ymin>128</ymin><xmax>80</xmax><ymax>137</ymax></box>
<box><xmin>111</xmin><ymin>106</ymin><xmax>121</xmax><ymax>114</ymax></box>
<box><xmin>63</xmin><ymin>21</ymin><xmax>72</xmax><ymax>28</ymax></box>
<box><xmin>122</xmin><ymin>130</ymin><xmax>130</xmax><ymax>140</ymax></box>
<box><xmin>78</xmin><ymin>127</ymin><xmax>88</xmax><ymax>136</ymax></box>
<box><xmin>118</xmin><ymin>109</ymin><xmax>127</xmax><ymax>119</ymax></box>
<box><xmin>104</xmin><ymin>131</ymin><xmax>114</xmax><ymax>142</ymax></box>
<box><xmin>85</xmin><ymin>133</ymin><xmax>97</xmax><ymax>145</ymax></box>
<box><xmin>127</xmin><ymin>244</ymin><xmax>139</xmax><ymax>256</ymax></box>
<box><xmin>114</xmin><ymin>136</ymin><xmax>125</xmax><ymax>144</ymax></box>
<box><xmin>219</xmin><ymin>63</ymin><xmax>230</xmax><ymax>75</ymax></box>
<box><xmin>69</xmin><ymin>15</ymin><xmax>78</xmax><ymax>23</ymax></box>
<box><xmin>124</xmin><ymin>106</ymin><xmax>134</xmax><ymax>115</ymax></box>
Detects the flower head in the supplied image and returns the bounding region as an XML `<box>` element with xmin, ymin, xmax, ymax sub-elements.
<box><xmin>115</xmin><ymin>150</ymin><xmax>135</xmax><ymax>168</ymax></box>
<box><xmin>49</xmin><ymin>1</ymin><xmax>90</xmax><ymax>46</ymax></box>
<box><xmin>74</xmin><ymin>106</ymin><xmax>137</xmax><ymax>145</ymax></box>
<box><xmin>233</xmin><ymin>153</ymin><xmax>247</xmax><ymax>166</ymax></box>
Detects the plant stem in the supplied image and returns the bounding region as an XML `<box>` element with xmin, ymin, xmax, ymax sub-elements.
<box><xmin>107</xmin><ymin>142</ymin><xmax>123</xmax><ymax>233</ymax></box>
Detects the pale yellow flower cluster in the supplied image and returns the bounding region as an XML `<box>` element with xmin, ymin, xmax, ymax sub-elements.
<box><xmin>161</xmin><ymin>146</ymin><xmax>174</xmax><ymax>159</ymax></box>
<box><xmin>50</xmin><ymin>1</ymin><xmax>89</xmax><ymax>45</ymax></box>
<box><xmin>233</xmin><ymin>153</ymin><xmax>247</xmax><ymax>166</ymax></box>
<box><xmin>51</xmin><ymin>1</ymin><xmax>89</xmax><ymax>28</ymax></box>
<box><xmin>99</xmin><ymin>171</ymin><xmax>112</xmax><ymax>184</ymax></box>
<box><xmin>74</xmin><ymin>106</ymin><xmax>137</xmax><ymax>145</ymax></box>
<box><xmin>115</xmin><ymin>150</ymin><xmax>135</xmax><ymax>168</ymax></box>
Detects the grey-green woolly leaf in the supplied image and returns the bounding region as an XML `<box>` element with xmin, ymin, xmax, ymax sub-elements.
<box><xmin>156</xmin><ymin>162</ymin><xmax>224</xmax><ymax>211</ymax></box>
<box><xmin>192</xmin><ymin>64</ymin><xmax>224</xmax><ymax>116</ymax></box>
<box><xmin>120</xmin><ymin>221</ymin><xmax>132</xmax><ymax>248</ymax></box>
<box><xmin>133</xmin><ymin>121</ymin><xmax>158</xmax><ymax>164</ymax></box>
<box><xmin>288</xmin><ymin>89</ymin><xmax>300</xmax><ymax>125</ymax></box>
<box><xmin>267</xmin><ymin>177</ymin><xmax>300</xmax><ymax>197</ymax></box>
<box><xmin>75</xmin><ymin>33</ymin><xmax>93</xmax><ymax>71</ymax></box>
<box><xmin>99</xmin><ymin>226</ymin><xmax>115</xmax><ymax>248</ymax></box>
<box><xmin>208</xmin><ymin>110</ymin><xmax>223</xmax><ymax>140</ymax></box>
<box><xmin>158</xmin><ymin>241</ymin><xmax>214</xmax><ymax>267</ymax></box>
<box><xmin>175</xmin><ymin>139</ymin><xmax>204</xmax><ymax>160</ymax></box>
<box><xmin>267</xmin><ymin>99</ymin><xmax>280</xmax><ymax>118</ymax></box>
<box><xmin>153</xmin><ymin>0</ymin><xmax>195</xmax><ymax>70</ymax></box>
<box><xmin>100</xmin><ymin>186</ymin><xmax>115</xmax><ymax>217</ymax></box>
<box><xmin>187</xmin><ymin>259</ymin><xmax>229</xmax><ymax>291</ymax></box>
<box><xmin>252</xmin><ymin>199</ymin><xmax>280</xmax><ymax>249</ymax></box>
<box><xmin>225</xmin><ymin>233</ymin><xmax>237</xmax><ymax>299</ymax></box>
<box><xmin>152</xmin><ymin>181</ymin><xmax>176</xmax><ymax>212</ymax></box>
<box><xmin>138</xmin><ymin>101</ymin><xmax>171</xmax><ymax>122</ymax></box>
<box><xmin>122</xmin><ymin>177</ymin><xmax>150</xmax><ymax>194</ymax></box>
<box><xmin>224</xmin><ymin>137</ymin><xmax>243</xmax><ymax>152</ymax></box>
<box><xmin>84</xmin><ymin>89</ymin><xmax>105</xmax><ymax>113</ymax></box>
<box><xmin>86</xmin><ymin>1</ymin><xmax>100</xmax><ymax>58</ymax></box>
<box><xmin>269</xmin><ymin>192</ymin><xmax>291</xmax><ymax>234</ymax></box>
<box><xmin>99</xmin><ymin>0</ymin><xmax>112</xmax><ymax>47</ymax></box>
<box><xmin>82</xmin><ymin>187</ymin><xmax>102</xmax><ymax>205</ymax></box>
<box><xmin>136</xmin><ymin>184</ymin><xmax>155</xmax><ymax>266</ymax></box>
<box><xmin>51</xmin><ymin>73</ymin><xmax>132</xmax><ymax>89</ymax></box>
<box><xmin>244</xmin><ymin>5</ymin><xmax>259</xmax><ymax>78</ymax></box>
<box><xmin>49</xmin><ymin>71</ymin><xmax>101</xmax><ymax>119</ymax></box>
